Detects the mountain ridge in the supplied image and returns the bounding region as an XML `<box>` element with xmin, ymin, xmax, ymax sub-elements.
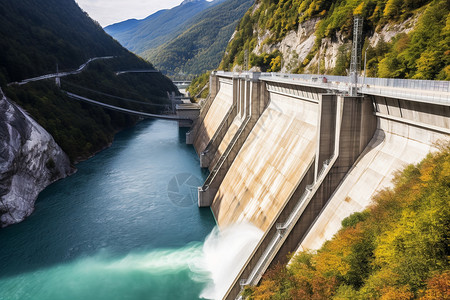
<box><xmin>104</xmin><ymin>0</ymin><xmax>222</xmax><ymax>55</ymax></box>
<box><xmin>105</xmin><ymin>0</ymin><xmax>253</xmax><ymax>77</ymax></box>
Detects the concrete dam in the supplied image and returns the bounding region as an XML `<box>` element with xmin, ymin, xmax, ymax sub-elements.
<box><xmin>186</xmin><ymin>71</ymin><xmax>450</xmax><ymax>299</ymax></box>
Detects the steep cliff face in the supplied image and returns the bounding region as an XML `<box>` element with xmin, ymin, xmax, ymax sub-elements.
<box><xmin>0</xmin><ymin>88</ymin><xmax>73</xmax><ymax>227</ymax></box>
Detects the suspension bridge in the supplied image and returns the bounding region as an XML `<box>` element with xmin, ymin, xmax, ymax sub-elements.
<box><xmin>63</xmin><ymin>91</ymin><xmax>192</xmax><ymax>122</ymax></box>
<box><xmin>8</xmin><ymin>56</ymin><xmax>114</xmax><ymax>86</ymax></box>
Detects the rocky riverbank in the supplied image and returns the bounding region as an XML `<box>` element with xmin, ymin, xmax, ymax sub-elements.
<box><xmin>0</xmin><ymin>88</ymin><xmax>73</xmax><ymax>227</ymax></box>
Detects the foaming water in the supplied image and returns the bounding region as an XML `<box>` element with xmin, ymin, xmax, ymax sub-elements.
<box><xmin>198</xmin><ymin>223</ymin><xmax>263</xmax><ymax>300</ymax></box>
<box><xmin>0</xmin><ymin>244</ymin><xmax>208</xmax><ymax>300</ymax></box>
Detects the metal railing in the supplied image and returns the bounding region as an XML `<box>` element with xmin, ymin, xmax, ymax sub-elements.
<box><xmin>201</xmin><ymin>115</ymin><xmax>250</xmax><ymax>191</ymax></box>
<box><xmin>214</xmin><ymin>71</ymin><xmax>450</xmax><ymax>105</ymax></box>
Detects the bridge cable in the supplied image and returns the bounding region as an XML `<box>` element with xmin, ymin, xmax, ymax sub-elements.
<box><xmin>60</xmin><ymin>80</ymin><xmax>169</xmax><ymax>108</ymax></box>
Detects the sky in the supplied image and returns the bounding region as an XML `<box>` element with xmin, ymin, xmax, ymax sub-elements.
<box><xmin>75</xmin><ymin>0</ymin><xmax>184</xmax><ymax>27</ymax></box>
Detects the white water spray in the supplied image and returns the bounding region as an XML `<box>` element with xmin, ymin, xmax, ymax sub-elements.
<box><xmin>193</xmin><ymin>223</ymin><xmax>263</xmax><ymax>300</ymax></box>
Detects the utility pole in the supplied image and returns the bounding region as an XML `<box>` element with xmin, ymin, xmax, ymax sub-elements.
<box><xmin>55</xmin><ymin>63</ymin><xmax>61</xmax><ymax>87</ymax></box>
<box><xmin>244</xmin><ymin>49</ymin><xmax>249</xmax><ymax>72</ymax></box>
<box><xmin>363</xmin><ymin>48</ymin><xmax>367</xmax><ymax>86</ymax></box>
<box><xmin>349</xmin><ymin>15</ymin><xmax>363</xmax><ymax>96</ymax></box>
<box><xmin>317</xmin><ymin>49</ymin><xmax>320</xmax><ymax>75</ymax></box>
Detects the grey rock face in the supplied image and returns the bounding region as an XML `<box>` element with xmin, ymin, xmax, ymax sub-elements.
<box><xmin>0</xmin><ymin>88</ymin><xmax>73</xmax><ymax>227</ymax></box>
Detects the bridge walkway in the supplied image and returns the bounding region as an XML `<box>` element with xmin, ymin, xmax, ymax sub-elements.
<box><xmin>64</xmin><ymin>92</ymin><xmax>192</xmax><ymax>122</ymax></box>
<box><xmin>8</xmin><ymin>56</ymin><xmax>114</xmax><ymax>86</ymax></box>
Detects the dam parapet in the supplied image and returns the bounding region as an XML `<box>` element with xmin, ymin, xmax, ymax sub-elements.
<box><xmin>188</xmin><ymin>71</ymin><xmax>449</xmax><ymax>299</ymax></box>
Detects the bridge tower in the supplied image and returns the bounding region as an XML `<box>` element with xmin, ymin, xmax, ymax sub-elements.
<box><xmin>349</xmin><ymin>15</ymin><xmax>363</xmax><ymax>96</ymax></box>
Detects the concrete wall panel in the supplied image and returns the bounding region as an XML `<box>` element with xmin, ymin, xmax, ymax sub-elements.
<box><xmin>211</xmin><ymin>92</ymin><xmax>318</xmax><ymax>231</ymax></box>
<box><xmin>299</xmin><ymin>119</ymin><xmax>448</xmax><ymax>251</ymax></box>
<box><xmin>193</xmin><ymin>81</ymin><xmax>233</xmax><ymax>154</ymax></box>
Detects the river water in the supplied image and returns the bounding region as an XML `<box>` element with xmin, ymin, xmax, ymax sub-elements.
<box><xmin>0</xmin><ymin>120</ymin><xmax>218</xmax><ymax>300</ymax></box>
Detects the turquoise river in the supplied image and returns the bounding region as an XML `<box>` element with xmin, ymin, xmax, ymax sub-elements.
<box><xmin>0</xmin><ymin>120</ymin><xmax>219</xmax><ymax>300</ymax></box>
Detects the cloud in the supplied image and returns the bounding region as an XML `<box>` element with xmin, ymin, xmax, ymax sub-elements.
<box><xmin>75</xmin><ymin>0</ymin><xmax>183</xmax><ymax>27</ymax></box>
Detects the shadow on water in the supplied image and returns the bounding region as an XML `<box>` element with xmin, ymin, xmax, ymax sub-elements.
<box><xmin>178</xmin><ymin>126</ymin><xmax>189</xmax><ymax>143</ymax></box>
<box><xmin>0</xmin><ymin>119</ymin><xmax>215</xmax><ymax>281</ymax></box>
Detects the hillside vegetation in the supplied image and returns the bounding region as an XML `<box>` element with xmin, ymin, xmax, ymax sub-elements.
<box><xmin>244</xmin><ymin>143</ymin><xmax>450</xmax><ymax>299</ymax></box>
<box><xmin>187</xmin><ymin>71</ymin><xmax>211</xmax><ymax>100</ymax></box>
<box><xmin>219</xmin><ymin>0</ymin><xmax>449</xmax><ymax>80</ymax></box>
<box><xmin>143</xmin><ymin>0</ymin><xmax>254</xmax><ymax>77</ymax></box>
<box><xmin>106</xmin><ymin>0</ymin><xmax>254</xmax><ymax>78</ymax></box>
<box><xmin>0</xmin><ymin>0</ymin><xmax>176</xmax><ymax>162</ymax></box>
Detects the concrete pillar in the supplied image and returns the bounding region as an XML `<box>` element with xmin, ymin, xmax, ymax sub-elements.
<box><xmin>359</xmin><ymin>95</ymin><xmax>378</xmax><ymax>152</ymax></box>
<box><xmin>198</xmin><ymin>186</ymin><xmax>218</xmax><ymax>207</ymax></box>
<box><xmin>186</xmin><ymin>131</ymin><xmax>194</xmax><ymax>144</ymax></box>
<box><xmin>232</xmin><ymin>76</ymin><xmax>239</xmax><ymax>108</ymax></box>
<box><xmin>209</xmin><ymin>72</ymin><xmax>219</xmax><ymax>100</ymax></box>
<box><xmin>271</xmin><ymin>94</ymin><xmax>377</xmax><ymax>273</ymax></box>
<box><xmin>315</xmin><ymin>94</ymin><xmax>337</xmax><ymax>181</ymax></box>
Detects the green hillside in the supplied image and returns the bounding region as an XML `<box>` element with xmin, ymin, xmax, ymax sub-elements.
<box><xmin>0</xmin><ymin>0</ymin><xmax>176</xmax><ymax>162</ymax></box>
<box><xmin>246</xmin><ymin>143</ymin><xmax>450</xmax><ymax>299</ymax></box>
<box><xmin>141</xmin><ymin>0</ymin><xmax>254</xmax><ymax>77</ymax></box>
<box><xmin>219</xmin><ymin>0</ymin><xmax>449</xmax><ymax>80</ymax></box>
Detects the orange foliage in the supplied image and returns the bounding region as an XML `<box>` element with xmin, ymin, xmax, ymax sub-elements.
<box><xmin>380</xmin><ymin>285</ymin><xmax>414</xmax><ymax>300</ymax></box>
<box><xmin>420</xmin><ymin>271</ymin><xmax>450</xmax><ymax>300</ymax></box>
<box><xmin>314</xmin><ymin>224</ymin><xmax>364</xmax><ymax>277</ymax></box>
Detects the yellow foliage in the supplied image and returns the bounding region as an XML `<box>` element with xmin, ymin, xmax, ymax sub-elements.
<box><xmin>269</xmin><ymin>55</ymin><xmax>281</xmax><ymax>72</ymax></box>
<box><xmin>253</xmin><ymin>280</ymin><xmax>276</xmax><ymax>300</ymax></box>
<box><xmin>380</xmin><ymin>285</ymin><xmax>414</xmax><ymax>300</ymax></box>
<box><xmin>384</xmin><ymin>0</ymin><xmax>402</xmax><ymax>18</ymax></box>
<box><xmin>354</xmin><ymin>2</ymin><xmax>365</xmax><ymax>16</ymax></box>
<box><xmin>440</xmin><ymin>65</ymin><xmax>450</xmax><ymax>81</ymax></box>
<box><xmin>314</xmin><ymin>225</ymin><xmax>363</xmax><ymax>276</ymax></box>
<box><xmin>419</xmin><ymin>159</ymin><xmax>435</xmax><ymax>184</ymax></box>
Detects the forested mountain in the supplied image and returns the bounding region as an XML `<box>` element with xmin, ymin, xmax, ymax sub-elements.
<box><xmin>0</xmin><ymin>0</ymin><xmax>177</xmax><ymax>161</ymax></box>
<box><xmin>104</xmin><ymin>0</ymin><xmax>222</xmax><ymax>55</ymax></box>
<box><xmin>219</xmin><ymin>0</ymin><xmax>449</xmax><ymax>80</ymax></box>
<box><xmin>246</xmin><ymin>143</ymin><xmax>450</xmax><ymax>299</ymax></box>
<box><xmin>144</xmin><ymin>0</ymin><xmax>254</xmax><ymax>77</ymax></box>
<box><xmin>106</xmin><ymin>0</ymin><xmax>254</xmax><ymax>77</ymax></box>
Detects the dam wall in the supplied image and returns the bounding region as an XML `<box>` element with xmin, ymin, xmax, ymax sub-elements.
<box><xmin>299</xmin><ymin>95</ymin><xmax>449</xmax><ymax>251</ymax></box>
<box><xmin>189</xmin><ymin>72</ymin><xmax>449</xmax><ymax>299</ymax></box>
<box><xmin>191</xmin><ymin>76</ymin><xmax>235</xmax><ymax>155</ymax></box>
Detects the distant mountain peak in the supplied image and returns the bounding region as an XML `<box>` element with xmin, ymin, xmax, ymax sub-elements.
<box><xmin>181</xmin><ymin>0</ymin><xmax>204</xmax><ymax>5</ymax></box>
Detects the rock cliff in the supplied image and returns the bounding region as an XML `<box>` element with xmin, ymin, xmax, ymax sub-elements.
<box><xmin>0</xmin><ymin>88</ymin><xmax>73</xmax><ymax>227</ymax></box>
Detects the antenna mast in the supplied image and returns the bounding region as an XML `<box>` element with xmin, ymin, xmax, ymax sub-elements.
<box><xmin>244</xmin><ymin>49</ymin><xmax>249</xmax><ymax>72</ymax></box>
<box><xmin>349</xmin><ymin>15</ymin><xmax>363</xmax><ymax>96</ymax></box>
